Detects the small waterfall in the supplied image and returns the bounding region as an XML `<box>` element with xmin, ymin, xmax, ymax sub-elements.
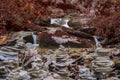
<box><xmin>32</xmin><ymin>33</ymin><xmax>37</xmax><ymax>44</ymax></box>
<box><xmin>93</xmin><ymin>36</ymin><xmax>102</xmax><ymax>47</ymax></box>
<box><xmin>51</xmin><ymin>18</ymin><xmax>70</xmax><ymax>28</ymax></box>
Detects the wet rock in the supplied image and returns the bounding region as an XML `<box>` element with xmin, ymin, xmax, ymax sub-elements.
<box><xmin>35</xmin><ymin>17</ymin><xmax>50</xmax><ymax>26</ymax></box>
<box><xmin>78</xmin><ymin>66</ymin><xmax>94</xmax><ymax>79</ymax></box>
<box><xmin>0</xmin><ymin>31</ymin><xmax>120</xmax><ymax>80</ymax></box>
<box><xmin>50</xmin><ymin>54</ymin><xmax>68</xmax><ymax>76</ymax></box>
<box><xmin>67</xmin><ymin>14</ymin><xmax>96</xmax><ymax>35</ymax></box>
<box><xmin>68</xmin><ymin>16</ymin><xmax>91</xmax><ymax>28</ymax></box>
<box><xmin>29</xmin><ymin>68</ymin><xmax>46</xmax><ymax>78</ymax></box>
<box><xmin>23</xmin><ymin>35</ymin><xmax>34</xmax><ymax>44</ymax></box>
<box><xmin>28</xmin><ymin>54</ymin><xmax>44</xmax><ymax>78</ymax></box>
<box><xmin>0</xmin><ymin>50</ymin><xmax>18</xmax><ymax>62</ymax></box>
<box><xmin>38</xmin><ymin>30</ymin><xmax>94</xmax><ymax>48</ymax></box>
<box><xmin>23</xmin><ymin>33</ymin><xmax>37</xmax><ymax>44</ymax></box>
<box><xmin>38</xmin><ymin>32</ymin><xmax>59</xmax><ymax>47</ymax></box>
<box><xmin>49</xmin><ymin>47</ymin><xmax>75</xmax><ymax>77</ymax></box>
<box><xmin>0</xmin><ymin>66</ymin><xmax>8</xmax><ymax>78</ymax></box>
<box><xmin>52</xmin><ymin>36</ymin><xmax>79</xmax><ymax>46</ymax></box>
<box><xmin>16</xmin><ymin>38</ymin><xmax>25</xmax><ymax>47</ymax></box>
<box><xmin>6</xmin><ymin>32</ymin><xmax>38</xmax><ymax>46</ymax></box>
<box><xmin>91</xmin><ymin>48</ymin><xmax>114</xmax><ymax>79</ymax></box>
<box><xmin>1</xmin><ymin>46</ymin><xmax>21</xmax><ymax>52</ymax></box>
<box><xmin>17</xmin><ymin>32</ymin><xmax>38</xmax><ymax>44</ymax></box>
<box><xmin>7</xmin><ymin>40</ymin><xmax>17</xmax><ymax>46</ymax></box>
<box><xmin>96</xmin><ymin>48</ymin><xmax>112</xmax><ymax>56</ymax></box>
<box><xmin>68</xmin><ymin>17</ymin><xmax>82</xmax><ymax>28</ymax></box>
<box><xmin>18</xmin><ymin>43</ymin><xmax>40</xmax><ymax>68</ymax></box>
<box><xmin>7</xmin><ymin>68</ymin><xmax>31</xmax><ymax>80</ymax></box>
<box><xmin>78</xmin><ymin>27</ymin><xmax>96</xmax><ymax>35</ymax></box>
<box><xmin>18</xmin><ymin>70</ymin><xmax>31</xmax><ymax>80</ymax></box>
<box><xmin>62</xmin><ymin>27</ymin><xmax>94</xmax><ymax>41</ymax></box>
<box><xmin>62</xmin><ymin>40</ymin><xmax>93</xmax><ymax>48</ymax></box>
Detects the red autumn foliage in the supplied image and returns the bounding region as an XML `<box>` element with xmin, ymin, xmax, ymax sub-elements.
<box><xmin>0</xmin><ymin>0</ymin><xmax>51</xmax><ymax>31</ymax></box>
<box><xmin>0</xmin><ymin>0</ymin><xmax>120</xmax><ymax>32</ymax></box>
<box><xmin>95</xmin><ymin>12</ymin><xmax>120</xmax><ymax>41</ymax></box>
<box><xmin>38</xmin><ymin>0</ymin><xmax>120</xmax><ymax>16</ymax></box>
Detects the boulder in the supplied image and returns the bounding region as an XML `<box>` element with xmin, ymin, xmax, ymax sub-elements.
<box><xmin>38</xmin><ymin>32</ymin><xmax>59</xmax><ymax>47</ymax></box>
<box><xmin>38</xmin><ymin>30</ymin><xmax>95</xmax><ymax>48</ymax></box>
<box><xmin>62</xmin><ymin>27</ymin><xmax>94</xmax><ymax>41</ymax></box>
<box><xmin>68</xmin><ymin>16</ymin><xmax>91</xmax><ymax>29</ymax></box>
<box><xmin>35</xmin><ymin>17</ymin><xmax>51</xmax><ymax>26</ymax></box>
<box><xmin>23</xmin><ymin>35</ymin><xmax>34</xmax><ymax>44</ymax></box>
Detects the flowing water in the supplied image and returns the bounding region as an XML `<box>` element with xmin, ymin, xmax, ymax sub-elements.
<box><xmin>51</xmin><ymin>18</ymin><xmax>70</xmax><ymax>28</ymax></box>
<box><xmin>32</xmin><ymin>33</ymin><xmax>37</xmax><ymax>44</ymax></box>
<box><xmin>93</xmin><ymin>36</ymin><xmax>102</xmax><ymax>47</ymax></box>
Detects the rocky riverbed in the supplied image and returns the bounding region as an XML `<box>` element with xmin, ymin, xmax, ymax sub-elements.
<box><xmin>0</xmin><ymin>0</ymin><xmax>120</xmax><ymax>80</ymax></box>
<box><xmin>0</xmin><ymin>13</ymin><xmax>119</xmax><ymax>80</ymax></box>
<box><xmin>0</xmin><ymin>31</ymin><xmax>119</xmax><ymax>80</ymax></box>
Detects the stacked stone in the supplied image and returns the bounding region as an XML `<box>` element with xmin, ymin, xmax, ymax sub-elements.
<box><xmin>92</xmin><ymin>48</ymin><xmax>114</xmax><ymax>79</ymax></box>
